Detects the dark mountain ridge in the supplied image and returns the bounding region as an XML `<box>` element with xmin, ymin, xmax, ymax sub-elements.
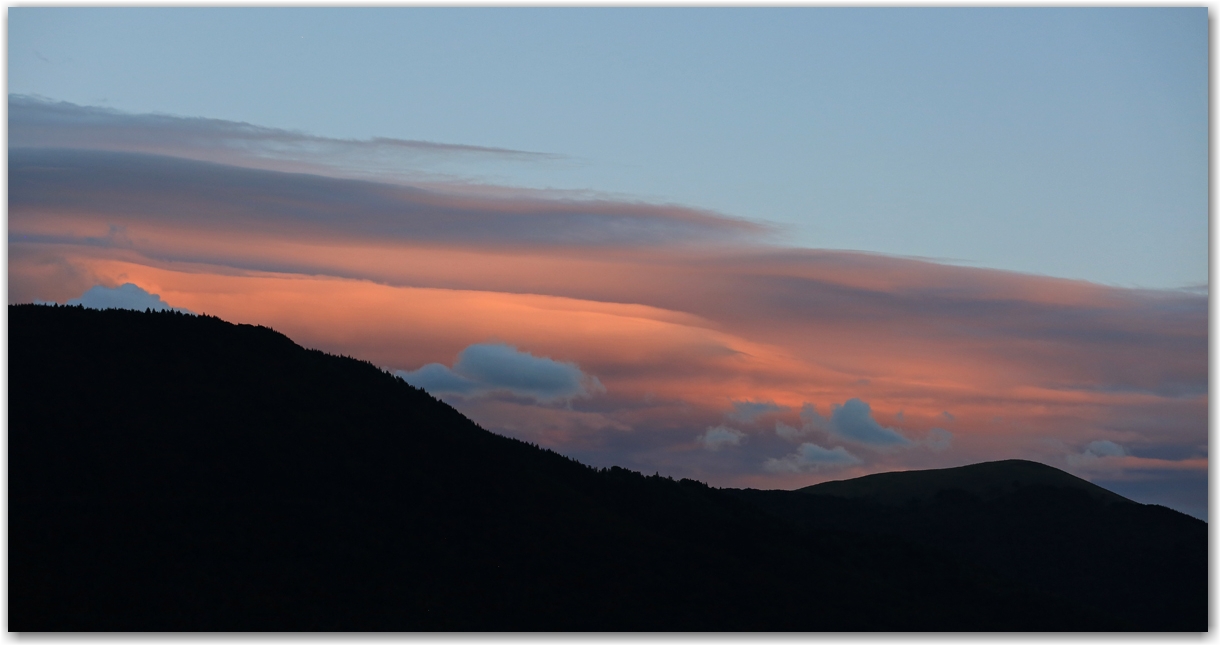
<box><xmin>800</xmin><ymin>458</ymin><xmax>1131</xmax><ymax>505</ymax></box>
<box><xmin>8</xmin><ymin>305</ymin><xmax>1205</xmax><ymax>631</ymax></box>
<box><xmin>728</xmin><ymin>462</ymin><xmax>1204</xmax><ymax>631</ymax></box>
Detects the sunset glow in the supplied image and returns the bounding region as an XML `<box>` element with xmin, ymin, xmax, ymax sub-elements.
<box><xmin>8</xmin><ymin>9</ymin><xmax>1207</xmax><ymax>519</ymax></box>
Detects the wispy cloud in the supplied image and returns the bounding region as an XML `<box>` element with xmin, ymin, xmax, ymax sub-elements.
<box><xmin>11</xmin><ymin>147</ymin><xmax>766</xmax><ymax>249</ymax></box>
<box><xmin>10</xmin><ymin>94</ymin><xmax>560</xmax><ymax>181</ymax></box>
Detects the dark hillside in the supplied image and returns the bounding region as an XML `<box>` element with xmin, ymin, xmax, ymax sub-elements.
<box><xmin>8</xmin><ymin>305</ymin><xmax>1195</xmax><ymax>631</ymax></box>
<box><xmin>800</xmin><ymin>459</ymin><xmax>1130</xmax><ymax>504</ymax></box>
<box><xmin>729</xmin><ymin>462</ymin><xmax>1206</xmax><ymax>631</ymax></box>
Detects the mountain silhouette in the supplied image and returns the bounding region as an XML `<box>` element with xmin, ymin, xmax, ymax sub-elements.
<box><xmin>9</xmin><ymin>305</ymin><xmax>1205</xmax><ymax>631</ymax></box>
<box><xmin>800</xmin><ymin>459</ymin><xmax>1131</xmax><ymax>505</ymax></box>
<box><xmin>729</xmin><ymin>461</ymin><xmax>1205</xmax><ymax>631</ymax></box>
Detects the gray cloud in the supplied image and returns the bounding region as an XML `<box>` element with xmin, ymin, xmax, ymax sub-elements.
<box><xmin>789</xmin><ymin>401</ymin><xmax>949</xmax><ymax>451</ymax></box>
<box><xmin>10</xmin><ymin>147</ymin><xmax>766</xmax><ymax>249</ymax></box>
<box><xmin>698</xmin><ymin>426</ymin><xmax>747</xmax><ymax>451</ymax></box>
<box><xmin>826</xmin><ymin>398</ymin><xmax>912</xmax><ymax>447</ymax></box>
<box><xmin>1084</xmin><ymin>440</ymin><xmax>1126</xmax><ymax>458</ymax></box>
<box><xmin>9</xmin><ymin>94</ymin><xmax>559</xmax><ymax>175</ymax></box>
<box><xmin>727</xmin><ymin>399</ymin><xmax>786</xmax><ymax>423</ymax></box>
<box><xmin>1066</xmin><ymin>439</ymin><xmax>1129</xmax><ymax>469</ymax></box>
<box><xmin>1088</xmin><ymin>436</ymin><xmax>1122</xmax><ymax>458</ymax></box>
<box><xmin>397</xmin><ymin>343</ymin><xmax>603</xmax><ymax>404</ymax></box>
<box><xmin>774</xmin><ymin>421</ymin><xmax>807</xmax><ymax>441</ymax></box>
<box><xmin>800</xmin><ymin>402</ymin><xmax>830</xmax><ymax>431</ymax></box>
<box><xmin>763</xmin><ymin>442</ymin><xmax>860</xmax><ymax>473</ymax></box>
<box><xmin>45</xmin><ymin>283</ymin><xmax>192</xmax><ymax>313</ymax></box>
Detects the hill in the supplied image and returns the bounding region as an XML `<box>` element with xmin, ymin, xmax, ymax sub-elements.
<box><xmin>8</xmin><ymin>305</ymin><xmax>1204</xmax><ymax>630</ymax></box>
<box><xmin>799</xmin><ymin>459</ymin><xmax>1131</xmax><ymax>505</ymax></box>
<box><xmin>729</xmin><ymin>461</ymin><xmax>1205</xmax><ymax>631</ymax></box>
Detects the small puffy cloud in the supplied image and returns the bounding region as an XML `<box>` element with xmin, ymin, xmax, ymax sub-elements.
<box><xmin>941</xmin><ymin>411</ymin><xmax>955</xmax><ymax>422</ymax></box>
<box><xmin>699</xmin><ymin>426</ymin><xmax>747</xmax><ymax>451</ymax></box>
<box><xmin>1066</xmin><ymin>439</ymin><xmax>1128</xmax><ymax>468</ymax></box>
<box><xmin>59</xmin><ymin>283</ymin><xmax>191</xmax><ymax>313</ymax></box>
<box><xmin>397</xmin><ymin>343</ymin><xmax>603</xmax><ymax>404</ymax></box>
<box><xmin>728</xmin><ymin>399</ymin><xmax>786</xmax><ymax>423</ymax></box>
<box><xmin>1084</xmin><ymin>440</ymin><xmax>1126</xmax><ymax>458</ymax></box>
<box><xmin>828</xmin><ymin>398</ymin><xmax>912</xmax><ymax>447</ymax></box>
<box><xmin>764</xmin><ymin>443</ymin><xmax>861</xmax><ymax>473</ymax></box>
<box><xmin>790</xmin><ymin>399</ymin><xmax>929</xmax><ymax>449</ymax></box>
<box><xmin>455</xmin><ymin>343</ymin><xmax>601</xmax><ymax>399</ymax></box>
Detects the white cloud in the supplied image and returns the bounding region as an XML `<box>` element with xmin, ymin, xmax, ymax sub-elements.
<box><xmin>53</xmin><ymin>283</ymin><xmax>191</xmax><ymax>313</ymax></box>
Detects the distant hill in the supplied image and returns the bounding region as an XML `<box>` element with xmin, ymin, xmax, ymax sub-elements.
<box><xmin>730</xmin><ymin>460</ymin><xmax>1205</xmax><ymax>631</ymax></box>
<box><xmin>8</xmin><ymin>305</ymin><xmax>1205</xmax><ymax>631</ymax></box>
<box><xmin>799</xmin><ymin>459</ymin><xmax>1132</xmax><ymax>505</ymax></box>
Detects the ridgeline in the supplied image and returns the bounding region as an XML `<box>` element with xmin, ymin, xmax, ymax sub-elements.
<box><xmin>9</xmin><ymin>305</ymin><xmax>1205</xmax><ymax>631</ymax></box>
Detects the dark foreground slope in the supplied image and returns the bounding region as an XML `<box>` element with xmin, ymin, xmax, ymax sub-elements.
<box><xmin>729</xmin><ymin>461</ymin><xmax>1206</xmax><ymax>631</ymax></box>
<box><xmin>8</xmin><ymin>305</ymin><xmax>1198</xmax><ymax>631</ymax></box>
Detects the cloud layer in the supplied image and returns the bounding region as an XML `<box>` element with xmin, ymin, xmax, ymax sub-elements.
<box><xmin>9</xmin><ymin>97</ymin><xmax>1207</xmax><ymax>518</ymax></box>
<box><xmin>12</xmin><ymin>147</ymin><xmax>766</xmax><ymax>249</ymax></box>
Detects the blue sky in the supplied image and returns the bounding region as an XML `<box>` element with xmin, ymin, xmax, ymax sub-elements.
<box><xmin>9</xmin><ymin>7</ymin><xmax>1207</xmax><ymax>289</ymax></box>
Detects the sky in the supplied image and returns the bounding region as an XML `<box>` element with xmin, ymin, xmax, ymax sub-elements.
<box><xmin>7</xmin><ymin>8</ymin><xmax>1209</xmax><ymax>519</ymax></box>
